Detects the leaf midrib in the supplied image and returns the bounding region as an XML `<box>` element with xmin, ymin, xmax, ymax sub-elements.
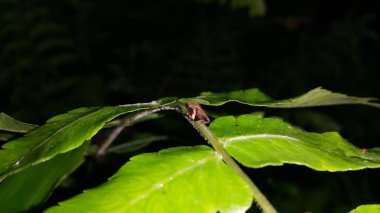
<box><xmin>220</xmin><ymin>134</ymin><xmax>301</xmax><ymax>144</ymax></box>
<box><xmin>220</xmin><ymin>133</ymin><xmax>377</xmax><ymax>170</ymax></box>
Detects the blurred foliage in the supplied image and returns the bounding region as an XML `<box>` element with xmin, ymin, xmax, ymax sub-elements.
<box><xmin>1</xmin><ymin>1</ymin><xmax>379</xmax><ymax>121</ymax></box>
<box><xmin>0</xmin><ymin>0</ymin><xmax>379</xmax><ymax>212</ymax></box>
<box><xmin>197</xmin><ymin>0</ymin><xmax>266</xmax><ymax>16</ymax></box>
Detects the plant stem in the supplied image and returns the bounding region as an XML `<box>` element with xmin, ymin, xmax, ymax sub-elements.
<box><xmin>97</xmin><ymin>105</ymin><xmax>179</xmax><ymax>156</ymax></box>
<box><xmin>98</xmin><ymin>102</ymin><xmax>277</xmax><ymax>212</ymax></box>
<box><xmin>195</xmin><ymin>122</ymin><xmax>278</xmax><ymax>213</ymax></box>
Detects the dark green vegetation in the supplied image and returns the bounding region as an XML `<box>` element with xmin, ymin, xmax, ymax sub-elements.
<box><xmin>1</xmin><ymin>88</ymin><xmax>380</xmax><ymax>212</ymax></box>
<box><xmin>1</xmin><ymin>0</ymin><xmax>380</xmax><ymax>212</ymax></box>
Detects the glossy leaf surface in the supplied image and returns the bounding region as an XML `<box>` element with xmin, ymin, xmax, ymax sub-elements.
<box><xmin>210</xmin><ymin>114</ymin><xmax>380</xmax><ymax>171</ymax></box>
<box><xmin>0</xmin><ymin>142</ymin><xmax>88</xmax><ymax>212</ymax></box>
<box><xmin>0</xmin><ymin>100</ymin><xmax>174</xmax><ymax>181</ymax></box>
<box><xmin>183</xmin><ymin>87</ymin><xmax>380</xmax><ymax>108</ymax></box>
<box><xmin>46</xmin><ymin>145</ymin><xmax>253</xmax><ymax>213</ymax></box>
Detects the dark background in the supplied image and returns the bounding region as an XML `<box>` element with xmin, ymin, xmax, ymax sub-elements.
<box><xmin>1</xmin><ymin>0</ymin><xmax>379</xmax><ymax>212</ymax></box>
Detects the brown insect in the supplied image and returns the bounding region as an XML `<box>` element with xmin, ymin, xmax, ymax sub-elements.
<box><xmin>187</xmin><ymin>102</ymin><xmax>210</xmax><ymax>125</ymax></box>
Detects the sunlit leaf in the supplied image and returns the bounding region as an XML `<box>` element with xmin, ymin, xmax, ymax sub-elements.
<box><xmin>0</xmin><ymin>142</ymin><xmax>88</xmax><ymax>213</ymax></box>
<box><xmin>183</xmin><ymin>87</ymin><xmax>380</xmax><ymax>108</ymax></box>
<box><xmin>209</xmin><ymin>114</ymin><xmax>380</xmax><ymax>171</ymax></box>
<box><xmin>0</xmin><ymin>100</ymin><xmax>175</xmax><ymax>182</ymax></box>
<box><xmin>45</xmin><ymin>145</ymin><xmax>253</xmax><ymax>213</ymax></box>
<box><xmin>349</xmin><ymin>204</ymin><xmax>380</xmax><ymax>213</ymax></box>
<box><xmin>0</xmin><ymin>112</ymin><xmax>38</xmax><ymax>133</ymax></box>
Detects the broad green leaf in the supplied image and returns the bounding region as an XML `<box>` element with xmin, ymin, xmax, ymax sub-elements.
<box><xmin>0</xmin><ymin>141</ymin><xmax>88</xmax><ymax>213</ymax></box>
<box><xmin>0</xmin><ymin>112</ymin><xmax>38</xmax><ymax>133</ymax></box>
<box><xmin>182</xmin><ymin>87</ymin><xmax>380</xmax><ymax>108</ymax></box>
<box><xmin>349</xmin><ymin>204</ymin><xmax>380</xmax><ymax>213</ymax></box>
<box><xmin>209</xmin><ymin>114</ymin><xmax>380</xmax><ymax>171</ymax></box>
<box><xmin>45</xmin><ymin>145</ymin><xmax>253</xmax><ymax>213</ymax></box>
<box><xmin>0</xmin><ymin>100</ymin><xmax>175</xmax><ymax>182</ymax></box>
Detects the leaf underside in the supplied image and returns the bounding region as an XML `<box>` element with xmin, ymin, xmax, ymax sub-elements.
<box><xmin>210</xmin><ymin>114</ymin><xmax>380</xmax><ymax>171</ymax></box>
<box><xmin>182</xmin><ymin>87</ymin><xmax>380</xmax><ymax>108</ymax></box>
<box><xmin>46</xmin><ymin>146</ymin><xmax>253</xmax><ymax>213</ymax></box>
<box><xmin>0</xmin><ymin>100</ymin><xmax>174</xmax><ymax>182</ymax></box>
<box><xmin>0</xmin><ymin>141</ymin><xmax>88</xmax><ymax>213</ymax></box>
<box><xmin>107</xmin><ymin>134</ymin><xmax>168</xmax><ymax>154</ymax></box>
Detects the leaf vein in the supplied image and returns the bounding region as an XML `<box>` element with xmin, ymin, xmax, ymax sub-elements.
<box><xmin>222</xmin><ymin>134</ymin><xmax>301</xmax><ymax>144</ymax></box>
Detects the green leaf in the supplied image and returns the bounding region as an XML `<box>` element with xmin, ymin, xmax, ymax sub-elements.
<box><xmin>45</xmin><ymin>145</ymin><xmax>253</xmax><ymax>213</ymax></box>
<box><xmin>0</xmin><ymin>112</ymin><xmax>38</xmax><ymax>133</ymax></box>
<box><xmin>182</xmin><ymin>87</ymin><xmax>380</xmax><ymax>108</ymax></box>
<box><xmin>209</xmin><ymin>114</ymin><xmax>380</xmax><ymax>171</ymax></box>
<box><xmin>0</xmin><ymin>100</ymin><xmax>175</xmax><ymax>182</ymax></box>
<box><xmin>0</xmin><ymin>141</ymin><xmax>88</xmax><ymax>213</ymax></box>
<box><xmin>268</xmin><ymin>87</ymin><xmax>380</xmax><ymax>108</ymax></box>
<box><xmin>349</xmin><ymin>204</ymin><xmax>380</xmax><ymax>213</ymax></box>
